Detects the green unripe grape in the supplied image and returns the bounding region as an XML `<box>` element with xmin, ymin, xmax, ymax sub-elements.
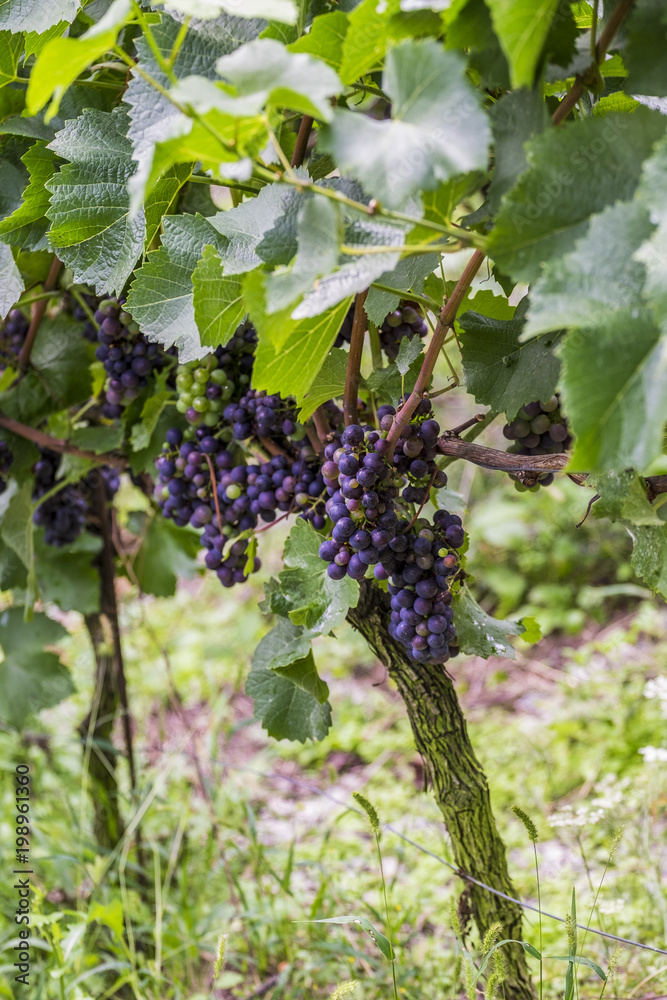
<box><xmin>119</xmin><ymin>311</ymin><xmax>133</xmax><ymax>325</ymax></box>
<box><xmin>222</xmin><ymin>525</ymin><xmax>232</xmax><ymax>537</ymax></box>
<box><xmin>514</xmin><ymin>481</ymin><xmax>527</xmax><ymax>493</ymax></box>
<box><xmin>210</xmin><ymin>368</ymin><xmax>227</xmax><ymax>385</ymax></box>
<box><xmin>239</xmin><ymin>373</ymin><xmax>250</xmax><ymax>385</ymax></box>
<box><xmin>531</xmin><ymin>414</ymin><xmax>551</xmax><ymax>435</ymax></box>
<box><xmin>226</xmin><ymin>484</ymin><xmax>242</xmax><ymax>500</ymax></box>
<box><xmin>99</xmin><ymin>297</ymin><xmax>115</xmax><ymax>311</ymax></box>
<box><xmin>539</xmin><ymin>396</ymin><xmax>559</xmax><ymax>412</ymax></box>
<box><xmin>208</xmin><ymin>399</ymin><xmax>223</xmax><ymax>412</ymax></box>
<box><xmin>179</xmin><ymin>392</ymin><xmax>194</xmax><ymax>407</ymax></box>
<box><xmin>192</xmin><ymin>396</ymin><xmax>209</xmax><ymax>413</ymax></box>
<box><xmin>291</xmin><ymin>424</ymin><xmax>307</xmax><ymax>442</ymax></box>
<box><xmin>193</xmin><ymin>367</ymin><xmax>209</xmax><ymax>384</ymax></box>
<box><xmin>183</xmin><ymin>427</ymin><xmax>195</xmax><ymax>440</ymax></box>
<box><xmin>176</xmin><ymin>400</ymin><xmax>189</xmax><ymax>414</ymax></box>
<box><xmin>126</xmin><ymin>321</ymin><xmax>140</xmax><ymax>336</ymax></box>
<box><xmin>221</xmin><ymin>383</ymin><xmax>234</xmax><ymax>400</ymax></box>
<box><xmin>295</xmin><ymin>492</ymin><xmax>309</xmax><ymax>506</ymax></box>
<box><xmin>219</xmin><ymin>427</ymin><xmax>233</xmax><ymax>443</ymax></box>
<box><xmin>203</xmin><ymin>411</ymin><xmax>218</xmax><ymax>426</ymax></box>
<box><xmin>176</xmin><ymin>372</ymin><xmax>193</xmax><ymax>391</ymax></box>
<box><xmin>160</xmin><ymin>486</ymin><xmax>169</xmax><ymax>500</ymax></box>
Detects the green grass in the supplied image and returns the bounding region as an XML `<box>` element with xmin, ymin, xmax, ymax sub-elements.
<box><xmin>1</xmin><ymin>471</ymin><xmax>666</xmax><ymax>1000</ymax></box>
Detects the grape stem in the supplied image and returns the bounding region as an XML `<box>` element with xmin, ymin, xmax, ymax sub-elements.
<box><xmin>445</xmin><ymin>413</ymin><xmax>487</xmax><ymax>436</ymax></box>
<box><xmin>311</xmin><ymin>406</ymin><xmax>332</xmax><ymax>447</ymax></box>
<box><xmin>0</xmin><ymin>412</ymin><xmax>127</xmax><ymax>468</ymax></box>
<box><xmin>17</xmin><ymin>256</ymin><xmax>63</xmax><ymax>370</ymax></box>
<box><xmin>437</xmin><ymin>435</ymin><xmax>569</xmax><ymax>473</ymax></box>
<box><xmin>291</xmin><ymin>115</ymin><xmax>314</xmax><ymax>168</ymax></box>
<box><xmin>386</xmin><ymin>250</ymin><xmax>485</xmax><ymax>449</ymax></box>
<box><xmin>403</xmin><ymin>467</ymin><xmax>439</xmax><ymax>533</ymax></box>
<box><xmin>343</xmin><ymin>290</ymin><xmax>369</xmax><ymax>426</ymax></box>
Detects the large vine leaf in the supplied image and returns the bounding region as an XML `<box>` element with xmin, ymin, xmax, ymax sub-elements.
<box><xmin>126</xmin><ymin>213</ymin><xmax>226</xmax><ymax>361</ymax></box>
<box><xmin>635</xmin><ymin>135</ymin><xmax>667</xmax><ymax>332</ymax></box>
<box><xmin>453</xmin><ymin>585</ymin><xmax>537</xmax><ymax>659</ymax></box>
<box><xmin>560</xmin><ymin>309</ymin><xmax>667</xmax><ymax>473</ymax></box>
<box><xmin>129</xmin><ymin>515</ymin><xmax>201</xmax><ymax>598</ymax></box>
<box><xmin>0</xmin><ymin>140</ymin><xmax>57</xmax><ymax>251</ymax></box>
<box><xmin>206</xmin><ymin>180</ymin><xmax>294</xmax><ymax>274</ymax></box>
<box><xmin>484</xmin><ymin>0</ymin><xmax>560</xmax><ymax>88</ymax></box>
<box><xmin>524</xmin><ymin>200</ymin><xmax>652</xmax><ymax>337</ymax></box>
<box><xmin>0</xmin><ymin>607</ymin><xmax>73</xmax><ymax>729</ymax></box>
<box><xmin>287</xmin><ymin>10</ymin><xmax>348</xmax><ymax>70</ymax></box>
<box><xmin>364</xmin><ymin>253</ymin><xmax>439</xmax><ymax>325</ymax></box>
<box><xmin>0</xmin><ymin>29</ymin><xmax>22</xmax><ymax>88</ymax></box>
<box><xmin>487</xmin><ymin>110</ymin><xmax>667</xmax><ymax>283</ymax></box>
<box><xmin>0</xmin><ymin>0</ymin><xmax>79</xmax><ymax>33</ymax></box>
<box><xmin>246</xmin><ymin>653</ymin><xmax>332</xmax><ymax>743</ymax></box>
<box><xmin>321</xmin><ymin>39</ymin><xmax>490</xmax><ymax>209</ymax></box>
<box><xmin>339</xmin><ymin>0</ymin><xmax>398</xmax><ymax>85</ymax></box>
<box><xmin>264</xmin><ymin>197</ymin><xmax>341</xmax><ymax>314</ymax></box>
<box><xmin>458</xmin><ymin>310</ymin><xmax>561</xmax><ymax>420</ymax></box>
<box><xmin>623</xmin><ymin>0</ymin><xmax>667</xmax><ymax>98</ymax></box>
<box><xmin>34</xmin><ymin>530</ymin><xmax>101</xmax><ymax>615</ymax></box>
<box><xmin>166</xmin><ymin>0</ymin><xmax>297</xmax><ymax>21</ymax></box>
<box><xmin>46</xmin><ymin>106</ymin><xmax>146</xmax><ymax>295</ymax></box>
<box><xmin>297</xmin><ymin>347</ymin><xmax>348</xmax><ymax>421</ymax></box>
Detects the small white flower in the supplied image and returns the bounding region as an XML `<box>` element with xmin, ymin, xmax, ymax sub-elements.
<box><xmin>644</xmin><ymin>676</ymin><xmax>667</xmax><ymax>718</ymax></box>
<box><xmin>638</xmin><ymin>745</ymin><xmax>667</xmax><ymax>763</ymax></box>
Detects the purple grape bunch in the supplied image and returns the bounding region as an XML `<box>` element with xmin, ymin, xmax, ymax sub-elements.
<box><xmin>224</xmin><ymin>388</ymin><xmax>300</xmax><ymax>442</ymax></box>
<box><xmin>32</xmin><ymin>451</ymin><xmax>122</xmax><ymax>547</ymax></box>
<box><xmin>155</xmin><ymin>425</ymin><xmax>328</xmax><ymax>589</ymax></box>
<box><xmin>94</xmin><ymin>297</ymin><xmax>166</xmax><ymax>419</ymax></box>
<box><xmin>0</xmin><ymin>308</ymin><xmax>29</xmax><ymax>369</ymax></box>
<box><xmin>32</xmin><ymin>450</ymin><xmax>88</xmax><ymax>547</ymax></box>
<box><xmin>503</xmin><ymin>396</ymin><xmax>571</xmax><ymax>491</ymax></box>
<box><xmin>70</xmin><ymin>291</ymin><xmax>100</xmax><ymax>342</ymax></box>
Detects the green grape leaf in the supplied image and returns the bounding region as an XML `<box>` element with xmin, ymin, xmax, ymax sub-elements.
<box><xmin>0</xmin><ymin>81</ymin><xmax>115</xmax><ymax>144</ymax></box>
<box><xmin>129</xmin><ymin>516</ymin><xmax>201</xmax><ymax>598</ymax></box>
<box><xmin>26</xmin><ymin>0</ymin><xmax>132</xmax><ymax>120</ymax></box>
<box><xmin>0</xmin><ymin>607</ymin><xmax>73</xmax><ymax>728</ymax></box>
<box><xmin>0</xmin><ymin>140</ymin><xmax>57</xmax><ymax>251</ymax></box>
<box><xmin>128</xmin><ymin>407</ymin><xmax>182</xmax><ymax>477</ymax></box>
<box><xmin>321</xmin><ymin>39</ymin><xmax>490</xmax><ymax>209</ymax></box>
<box><xmin>265</xmin><ymin>197</ymin><xmax>341</xmax><ymax>313</ymax></box>
<box><xmin>594</xmin><ymin>469</ymin><xmax>663</xmax><ymax>527</ymax></box>
<box><xmin>365</xmin><ymin>352</ymin><xmax>423</xmax><ymax>405</ymax></box>
<box><xmin>277</xmin><ymin>519</ymin><xmax>359</xmax><ymax>633</ymax></box>
<box><xmin>0</xmin><ymin>29</ymin><xmax>22</xmax><ymax>88</ymax></box>
<box><xmin>623</xmin><ymin>0</ymin><xmax>667</xmax><ymax>97</ymax></box>
<box><xmin>70</xmin><ymin>425</ymin><xmax>124</xmax><ymax>454</ymax></box>
<box><xmin>0</xmin><ymin>241</ymin><xmax>22</xmax><ymax>316</ymax></box>
<box><xmin>487</xmin><ymin>110</ymin><xmax>667</xmax><ymax>282</ymax></box>
<box><xmin>0</xmin><ymin>135</ymin><xmax>30</xmax><ymax>221</ymax></box>
<box><xmin>215</xmin><ymin>38</ymin><xmax>342</xmax><ymax>121</ymax></box>
<box><xmin>0</xmin><ymin>0</ymin><xmax>79</xmax><ymax>33</ymax></box>
<box><xmin>250</xmin><ymin>290</ymin><xmax>353</xmax><ymax>403</ymax></box>
<box><xmin>458</xmin><ymin>310</ymin><xmax>561</xmax><ymax>420</ymax></box>
<box><xmin>251</xmin><ymin>618</ymin><xmax>329</xmax><ymax>702</ymax></box>
<box><xmin>192</xmin><ymin>245</ymin><xmax>246</xmax><ymax>349</ymax></box>
<box><xmin>126</xmin><ymin>213</ymin><xmax>226</xmax><ymax>362</ymax></box>
<box><xmin>365</xmin><ymin>253</ymin><xmax>439</xmax><ymax>325</ymax></box>
<box><xmin>524</xmin><ymin>201</ymin><xmax>652</xmax><ymax>337</ymax></box>
<box><xmin>560</xmin><ymin>309</ymin><xmax>667</xmax><ymax>473</ymax></box>
<box><xmin>453</xmin><ymin>585</ymin><xmax>527</xmax><ymax>658</ymax></box>
<box><xmin>246</xmin><ymin>653</ymin><xmax>332</xmax><ymax>743</ymax></box>
<box><xmin>167</xmin><ymin>0</ymin><xmax>297</xmax><ymax>21</ymax></box>
<box><xmin>636</xmin><ymin>135</ymin><xmax>667</xmax><ymax>332</ymax></box>
<box><xmin>34</xmin><ymin>529</ymin><xmax>101</xmax><ymax>614</ymax></box>
<box><xmin>395</xmin><ymin>333</ymin><xmax>424</xmax><ymax>375</ymax></box>
<box><xmin>287</xmin><ymin>10</ymin><xmax>348</xmax><ymax>69</ymax></box>
<box><xmin>255</xmin><ymin>187</ymin><xmax>302</xmax><ymax>266</ymax></box>
<box><xmin>23</xmin><ymin>21</ymin><xmax>67</xmax><ymax>61</ymax></box>
<box><xmin>46</xmin><ymin>106</ymin><xmax>146</xmax><ymax>295</ymax></box>
<box><xmin>484</xmin><ymin>0</ymin><xmax>560</xmax><ymax>88</ymax></box>
<box><xmin>297</xmin><ymin>347</ymin><xmax>349</xmax><ymax>421</ymax></box>
<box><xmin>130</xmin><ymin>386</ymin><xmax>172</xmax><ymax>453</ymax></box>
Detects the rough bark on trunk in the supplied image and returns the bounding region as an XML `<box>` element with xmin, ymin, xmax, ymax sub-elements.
<box><xmin>347</xmin><ymin>580</ymin><xmax>534</xmax><ymax>1000</ymax></box>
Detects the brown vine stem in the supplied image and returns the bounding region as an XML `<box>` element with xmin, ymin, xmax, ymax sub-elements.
<box><xmin>552</xmin><ymin>0</ymin><xmax>636</xmax><ymax>125</ymax></box>
<box><xmin>17</xmin><ymin>256</ymin><xmax>63</xmax><ymax>369</ymax></box>
<box><xmin>386</xmin><ymin>250</ymin><xmax>485</xmax><ymax>448</ymax></box>
<box><xmin>291</xmin><ymin>115</ymin><xmax>314</xmax><ymax>168</ymax></box>
<box><xmin>311</xmin><ymin>406</ymin><xmax>332</xmax><ymax>447</ymax></box>
<box><xmin>0</xmin><ymin>412</ymin><xmax>127</xmax><ymax>468</ymax></box>
<box><xmin>447</xmin><ymin>413</ymin><xmax>486</xmax><ymax>436</ymax></box>
<box><xmin>343</xmin><ymin>290</ymin><xmax>369</xmax><ymax>426</ymax></box>
<box><xmin>437</xmin><ymin>436</ymin><xmax>570</xmax><ymax>473</ymax></box>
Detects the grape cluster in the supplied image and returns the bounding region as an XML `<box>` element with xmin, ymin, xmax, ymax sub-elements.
<box><xmin>503</xmin><ymin>396</ymin><xmax>571</xmax><ymax>490</ymax></box>
<box><xmin>69</xmin><ymin>291</ymin><xmax>99</xmax><ymax>342</ymax></box>
<box><xmin>334</xmin><ymin>301</ymin><xmax>429</xmax><ymax>361</ymax></box>
<box><xmin>32</xmin><ymin>450</ymin><xmax>88</xmax><ymax>547</ymax></box>
<box><xmin>0</xmin><ymin>308</ymin><xmax>29</xmax><ymax>368</ymax></box>
<box><xmin>378</xmin><ymin>302</ymin><xmax>428</xmax><ymax>360</ymax></box>
<box><xmin>174</xmin><ymin>323</ymin><xmax>256</xmax><ymax>427</ymax></box>
<box><xmin>225</xmin><ymin>388</ymin><xmax>300</xmax><ymax>442</ymax></box>
<box><xmin>155</xmin><ymin>425</ymin><xmax>328</xmax><ymax>588</ymax></box>
<box><xmin>94</xmin><ymin>297</ymin><xmax>167</xmax><ymax>419</ymax></box>
<box><xmin>0</xmin><ymin>440</ymin><xmax>12</xmax><ymax>495</ymax></box>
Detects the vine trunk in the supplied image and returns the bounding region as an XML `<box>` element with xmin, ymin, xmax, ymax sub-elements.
<box><xmin>347</xmin><ymin>580</ymin><xmax>534</xmax><ymax>1000</ymax></box>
